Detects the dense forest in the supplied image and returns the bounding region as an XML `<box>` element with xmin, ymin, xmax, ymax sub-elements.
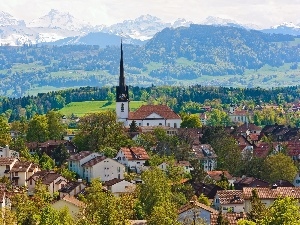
<box><xmin>1</xmin><ymin>85</ymin><xmax>300</xmax><ymax>122</ymax></box>
<box><xmin>0</xmin><ymin>25</ymin><xmax>300</xmax><ymax>97</ymax></box>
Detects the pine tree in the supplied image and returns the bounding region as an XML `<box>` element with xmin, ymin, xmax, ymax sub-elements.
<box><xmin>129</xmin><ymin>120</ymin><xmax>139</xmax><ymax>132</ymax></box>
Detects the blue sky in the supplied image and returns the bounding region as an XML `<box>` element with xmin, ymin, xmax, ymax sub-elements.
<box><xmin>2</xmin><ymin>0</ymin><xmax>300</xmax><ymax>27</ymax></box>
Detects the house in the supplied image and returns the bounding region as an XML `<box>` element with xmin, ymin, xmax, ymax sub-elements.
<box><xmin>0</xmin><ymin>146</ymin><xmax>19</xmax><ymax>158</ymax></box>
<box><xmin>27</xmin><ymin>170</ymin><xmax>68</xmax><ymax>196</ymax></box>
<box><xmin>116</xmin><ymin>147</ymin><xmax>150</xmax><ymax>173</ymax></box>
<box><xmin>26</xmin><ymin>140</ymin><xmax>77</xmax><ymax>155</ymax></box>
<box><xmin>243</xmin><ymin>186</ymin><xmax>300</xmax><ymax>212</ymax></box>
<box><xmin>9</xmin><ymin>161</ymin><xmax>40</xmax><ymax>186</ymax></box>
<box><xmin>59</xmin><ymin>180</ymin><xmax>86</xmax><ymax>198</ymax></box>
<box><xmin>234</xmin><ymin>176</ymin><xmax>269</xmax><ymax>190</ymax></box>
<box><xmin>234</xmin><ymin>123</ymin><xmax>262</xmax><ymax>136</ymax></box>
<box><xmin>0</xmin><ymin>157</ymin><xmax>19</xmax><ymax>177</ymax></box>
<box><xmin>81</xmin><ymin>156</ymin><xmax>125</xmax><ymax>182</ymax></box>
<box><xmin>178</xmin><ymin>198</ymin><xmax>218</xmax><ymax>224</ymax></box>
<box><xmin>103</xmin><ymin>178</ymin><xmax>136</xmax><ymax>196</ymax></box>
<box><xmin>213</xmin><ymin>190</ymin><xmax>244</xmax><ymax>213</ymax></box>
<box><xmin>192</xmin><ymin>144</ymin><xmax>217</xmax><ymax>171</ymax></box>
<box><xmin>127</xmin><ymin>105</ymin><xmax>182</xmax><ymax>128</ymax></box>
<box><xmin>0</xmin><ymin>184</ymin><xmax>11</xmax><ymax>209</ymax></box>
<box><xmin>158</xmin><ymin>161</ymin><xmax>193</xmax><ymax>174</ymax></box>
<box><xmin>199</xmin><ymin>113</ymin><xmax>208</xmax><ymax>126</ymax></box>
<box><xmin>205</xmin><ymin>171</ymin><xmax>235</xmax><ymax>185</ymax></box>
<box><xmin>228</xmin><ymin>107</ymin><xmax>249</xmax><ymax>124</ymax></box>
<box><xmin>52</xmin><ymin>195</ymin><xmax>84</xmax><ymax>218</ymax></box>
<box><xmin>68</xmin><ymin>151</ymin><xmax>102</xmax><ymax>178</ymax></box>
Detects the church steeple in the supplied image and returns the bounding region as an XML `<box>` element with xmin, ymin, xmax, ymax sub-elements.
<box><xmin>116</xmin><ymin>40</ymin><xmax>129</xmax><ymax>103</ymax></box>
<box><xmin>119</xmin><ymin>40</ymin><xmax>125</xmax><ymax>87</ymax></box>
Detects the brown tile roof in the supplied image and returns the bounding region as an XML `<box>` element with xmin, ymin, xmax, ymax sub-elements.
<box><xmin>59</xmin><ymin>181</ymin><xmax>85</xmax><ymax>194</ymax></box>
<box><xmin>81</xmin><ymin>156</ymin><xmax>106</xmax><ymax>167</ymax></box>
<box><xmin>104</xmin><ymin>178</ymin><xmax>124</xmax><ymax>186</ymax></box>
<box><xmin>69</xmin><ymin>151</ymin><xmax>93</xmax><ymax>161</ymax></box>
<box><xmin>0</xmin><ymin>157</ymin><xmax>18</xmax><ymax>166</ymax></box>
<box><xmin>120</xmin><ymin>147</ymin><xmax>150</xmax><ymax>160</ymax></box>
<box><xmin>243</xmin><ymin>187</ymin><xmax>300</xmax><ymax>200</ymax></box>
<box><xmin>28</xmin><ymin>171</ymin><xmax>65</xmax><ymax>185</ymax></box>
<box><xmin>178</xmin><ymin>201</ymin><xmax>218</xmax><ymax>214</ymax></box>
<box><xmin>10</xmin><ymin>161</ymin><xmax>32</xmax><ymax>172</ymax></box>
<box><xmin>193</xmin><ymin>144</ymin><xmax>217</xmax><ymax>159</ymax></box>
<box><xmin>217</xmin><ymin>190</ymin><xmax>244</xmax><ymax>205</ymax></box>
<box><xmin>236</xmin><ymin>123</ymin><xmax>261</xmax><ymax>133</ymax></box>
<box><xmin>211</xmin><ymin>212</ymin><xmax>246</xmax><ymax>225</ymax></box>
<box><xmin>207</xmin><ymin>171</ymin><xmax>233</xmax><ymax>181</ymax></box>
<box><xmin>128</xmin><ymin>105</ymin><xmax>180</xmax><ymax>120</ymax></box>
<box><xmin>248</xmin><ymin>134</ymin><xmax>259</xmax><ymax>141</ymax></box>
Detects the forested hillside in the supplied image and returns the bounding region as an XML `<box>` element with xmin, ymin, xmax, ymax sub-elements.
<box><xmin>1</xmin><ymin>85</ymin><xmax>300</xmax><ymax>122</ymax></box>
<box><xmin>0</xmin><ymin>25</ymin><xmax>300</xmax><ymax>97</ymax></box>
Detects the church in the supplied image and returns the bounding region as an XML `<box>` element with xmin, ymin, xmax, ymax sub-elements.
<box><xmin>115</xmin><ymin>42</ymin><xmax>181</xmax><ymax>128</ymax></box>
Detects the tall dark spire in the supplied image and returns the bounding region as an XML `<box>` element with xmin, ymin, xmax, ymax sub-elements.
<box><xmin>119</xmin><ymin>40</ymin><xmax>125</xmax><ymax>87</ymax></box>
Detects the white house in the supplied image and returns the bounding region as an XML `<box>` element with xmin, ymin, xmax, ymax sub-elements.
<box><xmin>127</xmin><ymin>105</ymin><xmax>182</xmax><ymax>128</ymax></box>
<box><xmin>213</xmin><ymin>190</ymin><xmax>244</xmax><ymax>213</ymax></box>
<box><xmin>0</xmin><ymin>146</ymin><xmax>19</xmax><ymax>158</ymax></box>
<box><xmin>103</xmin><ymin>178</ymin><xmax>136</xmax><ymax>196</ymax></box>
<box><xmin>9</xmin><ymin>161</ymin><xmax>40</xmax><ymax>186</ymax></box>
<box><xmin>116</xmin><ymin>147</ymin><xmax>150</xmax><ymax>173</ymax></box>
<box><xmin>0</xmin><ymin>157</ymin><xmax>19</xmax><ymax>177</ymax></box>
<box><xmin>81</xmin><ymin>156</ymin><xmax>125</xmax><ymax>182</ymax></box>
<box><xmin>192</xmin><ymin>144</ymin><xmax>217</xmax><ymax>171</ymax></box>
<box><xmin>68</xmin><ymin>151</ymin><xmax>102</xmax><ymax>178</ymax></box>
<box><xmin>27</xmin><ymin>170</ymin><xmax>68</xmax><ymax>196</ymax></box>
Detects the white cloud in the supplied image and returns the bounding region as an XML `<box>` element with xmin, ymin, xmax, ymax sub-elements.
<box><xmin>1</xmin><ymin>0</ymin><xmax>300</xmax><ymax>27</ymax></box>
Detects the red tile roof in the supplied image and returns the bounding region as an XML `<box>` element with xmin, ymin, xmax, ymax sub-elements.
<box><xmin>10</xmin><ymin>161</ymin><xmax>32</xmax><ymax>172</ymax></box>
<box><xmin>103</xmin><ymin>178</ymin><xmax>124</xmax><ymax>186</ymax></box>
<box><xmin>243</xmin><ymin>187</ymin><xmax>300</xmax><ymax>199</ymax></box>
<box><xmin>217</xmin><ymin>190</ymin><xmax>244</xmax><ymax>205</ymax></box>
<box><xmin>128</xmin><ymin>105</ymin><xmax>180</xmax><ymax>120</ymax></box>
<box><xmin>120</xmin><ymin>147</ymin><xmax>150</xmax><ymax>160</ymax></box>
<box><xmin>211</xmin><ymin>212</ymin><xmax>246</xmax><ymax>225</ymax></box>
<box><xmin>81</xmin><ymin>156</ymin><xmax>106</xmax><ymax>167</ymax></box>
<box><xmin>207</xmin><ymin>171</ymin><xmax>233</xmax><ymax>181</ymax></box>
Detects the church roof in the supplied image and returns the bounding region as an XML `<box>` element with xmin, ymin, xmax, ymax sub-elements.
<box><xmin>128</xmin><ymin>105</ymin><xmax>180</xmax><ymax>120</ymax></box>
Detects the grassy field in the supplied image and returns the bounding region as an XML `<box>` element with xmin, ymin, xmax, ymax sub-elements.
<box><xmin>59</xmin><ymin>101</ymin><xmax>146</xmax><ymax>117</ymax></box>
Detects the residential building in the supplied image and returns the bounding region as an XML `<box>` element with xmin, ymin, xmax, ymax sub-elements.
<box><xmin>68</xmin><ymin>151</ymin><xmax>102</xmax><ymax>178</ymax></box>
<box><xmin>0</xmin><ymin>146</ymin><xmax>19</xmax><ymax>158</ymax></box>
<box><xmin>178</xmin><ymin>199</ymin><xmax>218</xmax><ymax>224</ymax></box>
<box><xmin>205</xmin><ymin>171</ymin><xmax>235</xmax><ymax>185</ymax></box>
<box><xmin>26</xmin><ymin>140</ymin><xmax>77</xmax><ymax>155</ymax></box>
<box><xmin>116</xmin><ymin>147</ymin><xmax>150</xmax><ymax>173</ymax></box>
<box><xmin>243</xmin><ymin>187</ymin><xmax>300</xmax><ymax>212</ymax></box>
<box><xmin>199</xmin><ymin>113</ymin><xmax>208</xmax><ymax>125</ymax></box>
<box><xmin>9</xmin><ymin>161</ymin><xmax>40</xmax><ymax>186</ymax></box>
<box><xmin>192</xmin><ymin>144</ymin><xmax>217</xmax><ymax>171</ymax></box>
<box><xmin>189</xmin><ymin>181</ymin><xmax>224</xmax><ymax>200</ymax></box>
<box><xmin>27</xmin><ymin>170</ymin><xmax>68</xmax><ymax>196</ymax></box>
<box><xmin>213</xmin><ymin>190</ymin><xmax>244</xmax><ymax>213</ymax></box>
<box><xmin>0</xmin><ymin>157</ymin><xmax>19</xmax><ymax>177</ymax></box>
<box><xmin>59</xmin><ymin>180</ymin><xmax>86</xmax><ymax>198</ymax></box>
<box><xmin>103</xmin><ymin>178</ymin><xmax>136</xmax><ymax>196</ymax></box>
<box><xmin>81</xmin><ymin>156</ymin><xmax>125</xmax><ymax>182</ymax></box>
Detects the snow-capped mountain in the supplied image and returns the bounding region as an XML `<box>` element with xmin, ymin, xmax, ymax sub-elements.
<box><xmin>261</xmin><ymin>22</ymin><xmax>300</xmax><ymax>36</ymax></box>
<box><xmin>0</xmin><ymin>11</ymin><xmax>25</xmax><ymax>27</ymax></box>
<box><xmin>172</xmin><ymin>18</ymin><xmax>193</xmax><ymax>28</ymax></box>
<box><xmin>28</xmin><ymin>9</ymin><xmax>92</xmax><ymax>32</ymax></box>
<box><xmin>102</xmin><ymin>14</ymin><xmax>171</xmax><ymax>41</ymax></box>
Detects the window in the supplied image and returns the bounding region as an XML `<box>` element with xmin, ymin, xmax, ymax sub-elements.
<box><xmin>215</xmin><ymin>199</ymin><xmax>219</xmax><ymax>203</ymax></box>
<box><xmin>6</xmin><ymin>165</ymin><xmax>9</xmax><ymax>170</ymax></box>
<box><xmin>117</xmin><ymin>167</ymin><xmax>120</xmax><ymax>172</ymax></box>
<box><xmin>29</xmin><ymin>179</ymin><xmax>32</xmax><ymax>185</ymax></box>
<box><xmin>139</xmin><ymin>123</ymin><xmax>141</xmax><ymax>126</ymax></box>
<box><xmin>137</xmin><ymin>162</ymin><xmax>140</xmax><ymax>164</ymax></box>
<box><xmin>159</xmin><ymin>123</ymin><xmax>162</xmax><ymax>125</ymax></box>
<box><xmin>167</xmin><ymin>123</ymin><xmax>170</xmax><ymax>127</ymax></box>
<box><xmin>118</xmin><ymin>174</ymin><xmax>120</xmax><ymax>179</ymax></box>
<box><xmin>147</xmin><ymin>123</ymin><xmax>149</xmax><ymax>126</ymax></box>
<box><xmin>174</xmin><ymin>123</ymin><xmax>177</xmax><ymax>128</ymax></box>
<box><xmin>15</xmin><ymin>172</ymin><xmax>18</xmax><ymax>176</ymax></box>
<box><xmin>121</xmin><ymin>103</ymin><xmax>124</xmax><ymax>112</ymax></box>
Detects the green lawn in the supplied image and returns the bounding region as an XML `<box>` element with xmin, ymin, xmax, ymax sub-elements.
<box><xmin>59</xmin><ymin>101</ymin><xmax>146</xmax><ymax>117</ymax></box>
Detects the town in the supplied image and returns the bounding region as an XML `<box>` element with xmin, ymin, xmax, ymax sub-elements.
<box><xmin>0</xmin><ymin>42</ymin><xmax>299</xmax><ymax>225</ymax></box>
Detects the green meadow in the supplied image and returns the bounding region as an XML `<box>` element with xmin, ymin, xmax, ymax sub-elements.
<box><xmin>59</xmin><ymin>101</ymin><xmax>146</xmax><ymax>117</ymax></box>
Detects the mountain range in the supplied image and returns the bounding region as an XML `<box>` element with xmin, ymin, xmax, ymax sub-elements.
<box><xmin>0</xmin><ymin>9</ymin><xmax>300</xmax><ymax>46</ymax></box>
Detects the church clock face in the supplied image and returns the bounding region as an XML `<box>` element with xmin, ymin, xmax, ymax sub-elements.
<box><xmin>119</xmin><ymin>93</ymin><xmax>127</xmax><ymax>100</ymax></box>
